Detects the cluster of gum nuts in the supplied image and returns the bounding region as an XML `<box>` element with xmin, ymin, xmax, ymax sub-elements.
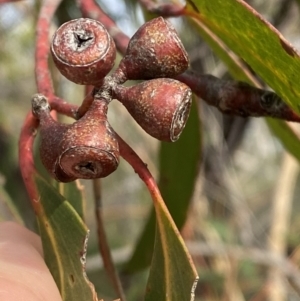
<box><xmin>32</xmin><ymin>17</ymin><xmax>192</xmax><ymax>183</ymax></box>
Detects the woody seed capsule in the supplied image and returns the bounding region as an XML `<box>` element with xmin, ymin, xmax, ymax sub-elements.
<box><xmin>118</xmin><ymin>17</ymin><xmax>189</xmax><ymax>80</ymax></box>
<box><xmin>51</xmin><ymin>18</ymin><xmax>116</xmax><ymax>86</ymax></box>
<box><xmin>113</xmin><ymin>78</ymin><xmax>192</xmax><ymax>142</ymax></box>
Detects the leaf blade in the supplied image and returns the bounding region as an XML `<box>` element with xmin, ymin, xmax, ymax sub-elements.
<box><xmin>35</xmin><ymin>174</ymin><xmax>98</xmax><ymax>301</ymax></box>
<box><xmin>145</xmin><ymin>194</ymin><xmax>198</xmax><ymax>301</ymax></box>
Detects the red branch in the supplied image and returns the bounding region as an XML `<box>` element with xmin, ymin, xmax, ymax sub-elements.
<box><xmin>50</xmin><ymin>96</ymin><xmax>78</xmax><ymax>118</ymax></box>
<box><xmin>34</xmin><ymin>0</ymin><xmax>78</xmax><ymax>117</ymax></box>
<box><xmin>19</xmin><ymin>0</ymin><xmax>63</xmax><ymax>203</ymax></box>
<box><xmin>177</xmin><ymin>71</ymin><xmax>300</xmax><ymax>122</ymax></box>
<box><xmin>35</xmin><ymin>0</ymin><xmax>60</xmax><ymax>96</ymax></box>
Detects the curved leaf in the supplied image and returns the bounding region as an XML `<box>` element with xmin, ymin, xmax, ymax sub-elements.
<box><xmin>145</xmin><ymin>196</ymin><xmax>198</xmax><ymax>301</ymax></box>
<box><xmin>35</xmin><ymin>174</ymin><xmax>98</xmax><ymax>301</ymax></box>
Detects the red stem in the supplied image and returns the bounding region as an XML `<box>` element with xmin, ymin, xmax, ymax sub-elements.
<box><xmin>35</xmin><ymin>0</ymin><xmax>61</xmax><ymax>96</ymax></box>
<box><xmin>35</xmin><ymin>0</ymin><xmax>76</xmax><ymax>117</ymax></box>
<box><xmin>50</xmin><ymin>96</ymin><xmax>78</xmax><ymax>119</ymax></box>
<box><xmin>19</xmin><ymin>0</ymin><xmax>63</xmax><ymax>202</ymax></box>
<box><xmin>18</xmin><ymin>112</ymin><xmax>40</xmax><ymax>212</ymax></box>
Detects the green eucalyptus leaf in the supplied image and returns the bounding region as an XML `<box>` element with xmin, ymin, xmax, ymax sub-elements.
<box><xmin>0</xmin><ymin>180</ymin><xmax>24</xmax><ymax>224</ymax></box>
<box><xmin>145</xmin><ymin>195</ymin><xmax>198</xmax><ymax>301</ymax></box>
<box><xmin>35</xmin><ymin>174</ymin><xmax>98</xmax><ymax>301</ymax></box>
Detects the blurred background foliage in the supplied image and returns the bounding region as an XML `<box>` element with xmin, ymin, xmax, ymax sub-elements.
<box><xmin>1</xmin><ymin>0</ymin><xmax>300</xmax><ymax>300</ymax></box>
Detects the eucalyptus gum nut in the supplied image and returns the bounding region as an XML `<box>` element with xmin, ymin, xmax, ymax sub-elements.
<box><xmin>57</xmin><ymin>99</ymin><xmax>120</xmax><ymax>180</ymax></box>
<box><xmin>51</xmin><ymin>18</ymin><xmax>116</xmax><ymax>86</ymax></box>
<box><xmin>32</xmin><ymin>95</ymin><xmax>120</xmax><ymax>182</ymax></box>
<box><xmin>31</xmin><ymin>94</ymin><xmax>76</xmax><ymax>182</ymax></box>
<box><xmin>114</xmin><ymin>78</ymin><xmax>192</xmax><ymax>142</ymax></box>
<box><xmin>119</xmin><ymin>16</ymin><xmax>189</xmax><ymax>80</ymax></box>
<box><xmin>57</xmin><ymin>100</ymin><xmax>119</xmax><ymax>179</ymax></box>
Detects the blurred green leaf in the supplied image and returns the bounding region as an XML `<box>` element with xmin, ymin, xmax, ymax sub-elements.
<box><xmin>0</xmin><ymin>179</ymin><xmax>24</xmax><ymax>224</ymax></box>
<box><xmin>124</xmin><ymin>100</ymin><xmax>201</xmax><ymax>273</ymax></box>
<box><xmin>145</xmin><ymin>194</ymin><xmax>198</xmax><ymax>301</ymax></box>
<box><xmin>186</xmin><ymin>0</ymin><xmax>300</xmax><ymax>113</ymax></box>
<box><xmin>35</xmin><ymin>174</ymin><xmax>98</xmax><ymax>301</ymax></box>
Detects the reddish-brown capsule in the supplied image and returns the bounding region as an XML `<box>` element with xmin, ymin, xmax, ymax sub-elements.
<box><xmin>51</xmin><ymin>18</ymin><xmax>116</xmax><ymax>86</ymax></box>
<box><xmin>32</xmin><ymin>94</ymin><xmax>119</xmax><ymax>182</ymax></box>
<box><xmin>32</xmin><ymin>94</ymin><xmax>75</xmax><ymax>182</ymax></box>
<box><xmin>118</xmin><ymin>17</ymin><xmax>189</xmax><ymax>80</ymax></box>
<box><xmin>113</xmin><ymin>78</ymin><xmax>192</xmax><ymax>142</ymax></box>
